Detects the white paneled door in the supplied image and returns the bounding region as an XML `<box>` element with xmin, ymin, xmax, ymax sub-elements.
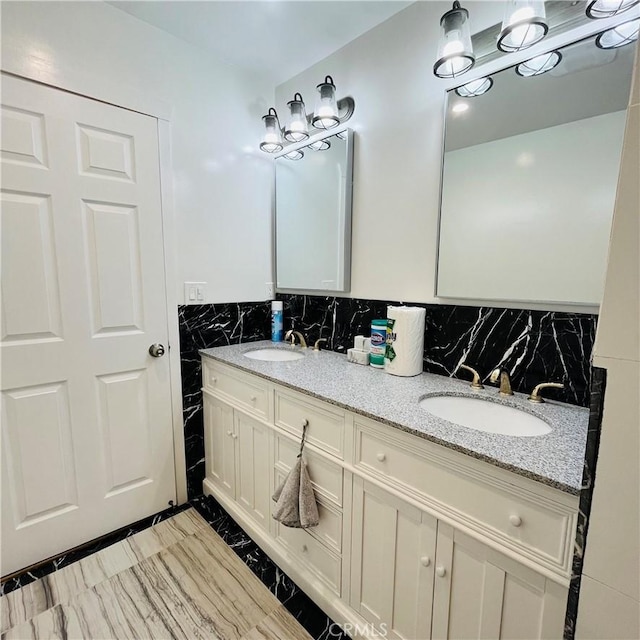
<box><xmin>1</xmin><ymin>74</ymin><xmax>176</xmax><ymax>575</ymax></box>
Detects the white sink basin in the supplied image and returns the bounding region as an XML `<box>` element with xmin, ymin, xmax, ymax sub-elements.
<box><xmin>419</xmin><ymin>395</ymin><xmax>551</xmax><ymax>437</ymax></box>
<box><xmin>244</xmin><ymin>348</ymin><xmax>305</xmax><ymax>362</ymax></box>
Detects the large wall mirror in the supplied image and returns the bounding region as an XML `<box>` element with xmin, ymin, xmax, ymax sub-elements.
<box><xmin>275</xmin><ymin>129</ymin><xmax>354</xmax><ymax>293</ymax></box>
<box><xmin>437</xmin><ymin>34</ymin><xmax>636</xmax><ymax>307</ymax></box>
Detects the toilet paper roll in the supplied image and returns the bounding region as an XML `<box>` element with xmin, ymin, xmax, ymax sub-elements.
<box><xmin>384</xmin><ymin>306</ymin><xmax>426</xmax><ymax>377</ymax></box>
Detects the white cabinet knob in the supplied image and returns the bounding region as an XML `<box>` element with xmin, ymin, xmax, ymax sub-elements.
<box><xmin>509</xmin><ymin>515</ymin><xmax>522</xmax><ymax>527</ymax></box>
<box><xmin>226</xmin><ymin>430</ymin><xmax>233</xmax><ymax>437</ymax></box>
<box><xmin>376</xmin><ymin>453</ymin><xmax>386</xmax><ymax>462</ymax></box>
<box><xmin>436</xmin><ymin>566</ymin><xmax>446</xmax><ymax>578</ymax></box>
<box><xmin>211</xmin><ymin>377</ymin><xmax>217</xmax><ymax>384</ymax></box>
<box><xmin>420</xmin><ymin>556</ymin><xmax>431</xmax><ymax>567</ymax></box>
<box><xmin>301</xmin><ymin>544</ymin><xmax>308</xmax><ymax>553</ymax></box>
<box><xmin>232</xmin><ymin>433</ymin><xmax>238</xmax><ymax>440</ymax></box>
<box><xmin>302</xmin><ymin>419</ymin><xmax>309</xmax><ymax>428</ymax></box>
<box><xmin>250</xmin><ymin>395</ymin><xmax>257</xmax><ymax>403</ymax></box>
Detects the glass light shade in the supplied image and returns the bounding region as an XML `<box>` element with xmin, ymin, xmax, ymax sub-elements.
<box><xmin>596</xmin><ymin>18</ymin><xmax>639</xmax><ymax>48</ymax></box>
<box><xmin>284</xmin><ymin>93</ymin><xmax>309</xmax><ymax>142</ymax></box>
<box><xmin>284</xmin><ymin>150</ymin><xmax>304</xmax><ymax>160</ymax></box>
<box><xmin>455</xmin><ymin>77</ymin><xmax>493</xmax><ymax>97</ymax></box>
<box><xmin>312</xmin><ymin>76</ymin><xmax>340</xmax><ymax>130</ymax></box>
<box><xmin>516</xmin><ymin>50</ymin><xmax>562</xmax><ymax>76</ymax></box>
<box><xmin>434</xmin><ymin>1</ymin><xmax>475</xmax><ymax>78</ymax></box>
<box><xmin>335</xmin><ymin>130</ymin><xmax>347</xmax><ymax>140</ymax></box>
<box><xmin>260</xmin><ymin>108</ymin><xmax>283</xmax><ymax>153</ymax></box>
<box><xmin>308</xmin><ymin>139</ymin><xmax>331</xmax><ymax>151</ymax></box>
<box><xmin>586</xmin><ymin>0</ymin><xmax>639</xmax><ymax>18</ymax></box>
<box><xmin>497</xmin><ymin>1</ymin><xmax>548</xmax><ymax>52</ymax></box>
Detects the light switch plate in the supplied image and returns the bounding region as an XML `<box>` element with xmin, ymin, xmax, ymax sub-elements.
<box><xmin>184</xmin><ymin>282</ymin><xmax>207</xmax><ymax>304</ymax></box>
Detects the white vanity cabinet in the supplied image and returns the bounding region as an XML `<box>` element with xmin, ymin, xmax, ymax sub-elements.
<box><xmin>350</xmin><ymin>477</ymin><xmax>437</xmax><ymax>639</ymax></box>
<box><xmin>201</xmin><ymin>356</ymin><xmax>578</xmax><ymax>639</ymax></box>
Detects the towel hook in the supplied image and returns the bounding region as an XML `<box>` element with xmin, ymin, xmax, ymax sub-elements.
<box><xmin>298</xmin><ymin>419</ymin><xmax>309</xmax><ymax>457</ymax></box>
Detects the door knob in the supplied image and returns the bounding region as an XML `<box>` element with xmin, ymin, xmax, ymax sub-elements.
<box><xmin>149</xmin><ymin>344</ymin><xmax>165</xmax><ymax>357</ymax></box>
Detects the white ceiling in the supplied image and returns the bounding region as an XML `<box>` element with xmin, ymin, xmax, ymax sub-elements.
<box><xmin>107</xmin><ymin>1</ymin><xmax>413</xmax><ymax>85</ymax></box>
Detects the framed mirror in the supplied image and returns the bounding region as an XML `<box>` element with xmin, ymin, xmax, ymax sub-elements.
<box><xmin>437</xmin><ymin>34</ymin><xmax>636</xmax><ymax>306</ymax></box>
<box><xmin>275</xmin><ymin>128</ymin><xmax>354</xmax><ymax>293</ymax></box>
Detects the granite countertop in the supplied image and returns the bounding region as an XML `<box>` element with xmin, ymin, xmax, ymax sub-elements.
<box><xmin>200</xmin><ymin>340</ymin><xmax>589</xmax><ymax>495</ymax></box>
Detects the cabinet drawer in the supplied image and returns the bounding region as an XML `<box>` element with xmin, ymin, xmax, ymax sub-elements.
<box><xmin>274</xmin><ymin>434</ymin><xmax>343</xmax><ymax>507</ymax></box>
<box><xmin>274</xmin><ymin>389</ymin><xmax>344</xmax><ymax>459</ymax></box>
<box><xmin>275</xmin><ymin>467</ymin><xmax>343</xmax><ymax>553</ymax></box>
<box><xmin>202</xmin><ymin>359</ymin><xmax>270</xmax><ymax>421</ymax></box>
<box><xmin>355</xmin><ymin>422</ymin><xmax>576</xmax><ymax>575</ymax></box>
<box><xmin>275</xmin><ymin>522</ymin><xmax>341</xmax><ymax>596</ymax></box>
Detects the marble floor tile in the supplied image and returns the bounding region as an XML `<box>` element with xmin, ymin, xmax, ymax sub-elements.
<box><xmin>242</xmin><ymin>604</ymin><xmax>313</xmax><ymax>640</ymax></box>
<box><xmin>1</xmin><ymin>509</ymin><xmax>309</xmax><ymax>640</ymax></box>
<box><xmin>0</xmin><ymin>510</ymin><xmax>204</xmax><ymax>634</ymax></box>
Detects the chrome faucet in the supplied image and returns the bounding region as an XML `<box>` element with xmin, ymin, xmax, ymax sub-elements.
<box><xmin>458</xmin><ymin>364</ymin><xmax>484</xmax><ymax>389</ymax></box>
<box><xmin>489</xmin><ymin>368</ymin><xmax>513</xmax><ymax>396</ymax></box>
<box><xmin>285</xmin><ymin>330</ymin><xmax>307</xmax><ymax>349</ymax></box>
<box><xmin>528</xmin><ymin>382</ymin><xmax>564</xmax><ymax>403</ymax></box>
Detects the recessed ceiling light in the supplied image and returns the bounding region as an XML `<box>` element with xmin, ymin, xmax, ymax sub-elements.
<box><xmin>516</xmin><ymin>51</ymin><xmax>562</xmax><ymax>77</ymax></box>
<box><xmin>595</xmin><ymin>18</ymin><xmax>639</xmax><ymax>48</ymax></box>
<box><xmin>455</xmin><ymin>77</ymin><xmax>493</xmax><ymax>97</ymax></box>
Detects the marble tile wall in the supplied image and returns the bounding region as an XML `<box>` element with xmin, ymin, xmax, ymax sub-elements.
<box><xmin>564</xmin><ymin>366</ymin><xmax>607</xmax><ymax>640</ymax></box>
<box><xmin>279</xmin><ymin>294</ymin><xmax>597</xmax><ymax>407</ymax></box>
<box><xmin>178</xmin><ymin>303</ymin><xmax>271</xmax><ymax>498</ymax></box>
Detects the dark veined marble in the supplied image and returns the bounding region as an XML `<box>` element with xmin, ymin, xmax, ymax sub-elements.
<box><xmin>0</xmin><ymin>503</ymin><xmax>190</xmax><ymax>597</ymax></box>
<box><xmin>279</xmin><ymin>294</ymin><xmax>596</xmax><ymax>407</ymax></box>
<box><xmin>564</xmin><ymin>366</ymin><xmax>607</xmax><ymax>640</ymax></box>
<box><xmin>178</xmin><ymin>302</ymin><xmax>271</xmax><ymax>498</ymax></box>
<box><xmin>190</xmin><ymin>495</ymin><xmax>349</xmax><ymax>640</ymax></box>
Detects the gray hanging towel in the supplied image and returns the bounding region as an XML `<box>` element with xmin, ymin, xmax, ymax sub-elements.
<box><xmin>272</xmin><ymin>420</ymin><xmax>320</xmax><ymax>528</ymax></box>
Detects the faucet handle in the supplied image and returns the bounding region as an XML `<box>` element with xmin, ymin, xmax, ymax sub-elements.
<box><xmin>528</xmin><ymin>382</ymin><xmax>564</xmax><ymax>404</ymax></box>
<box><xmin>489</xmin><ymin>368</ymin><xmax>514</xmax><ymax>396</ymax></box>
<box><xmin>458</xmin><ymin>364</ymin><xmax>484</xmax><ymax>389</ymax></box>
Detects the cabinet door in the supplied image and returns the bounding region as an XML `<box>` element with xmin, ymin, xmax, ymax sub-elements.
<box><xmin>235</xmin><ymin>411</ymin><xmax>272</xmax><ymax>531</ymax></box>
<box><xmin>431</xmin><ymin>522</ymin><xmax>567</xmax><ymax>640</ymax></box>
<box><xmin>351</xmin><ymin>477</ymin><xmax>437</xmax><ymax>640</ymax></box>
<box><xmin>203</xmin><ymin>394</ymin><xmax>236</xmax><ymax>498</ymax></box>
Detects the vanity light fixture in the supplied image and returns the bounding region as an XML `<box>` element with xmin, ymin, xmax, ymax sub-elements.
<box><xmin>259</xmin><ymin>108</ymin><xmax>284</xmax><ymax>153</ymax></box>
<box><xmin>595</xmin><ymin>17</ymin><xmax>639</xmax><ymax>47</ymax></box>
<box><xmin>283</xmin><ymin>149</ymin><xmax>304</xmax><ymax>161</ymax></box>
<box><xmin>497</xmin><ymin>0</ymin><xmax>548</xmax><ymax>52</ymax></box>
<box><xmin>433</xmin><ymin>1</ymin><xmax>476</xmax><ymax>78</ymax></box>
<box><xmin>308</xmin><ymin>139</ymin><xmax>331</xmax><ymax>151</ymax></box>
<box><xmin>312</xmin><ymin>76</ymin><xmax>341</xmax><ymax>129</ymax></box>
<box><xmin>455</xmin><ymin>76</ymin><xmax>493</xmax><ymax>97</ymax></box>
<box><xmin>586</xmin><ymin>0</ymin><xmax>639</xmax><ymax>19</ymax></box>
<box><xmin>259</xmin><ymin>76</ymin><xmax>355</xmax><ymax>153</ymax></box>
<box><xmin>515</xmin><ymin>50</ymin><xmax>562</xmax><ymax>76</ymax></box>
<box><xmin>284</xmin><ymin>93</ymin><xmax>309</xmax><ymax>142</ymax></box>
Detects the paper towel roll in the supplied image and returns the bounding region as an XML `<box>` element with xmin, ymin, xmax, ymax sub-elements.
<box><xmin>384</xmin><ymin>306</ymin><xmax>426</xmax><ymax>377</ymax></box>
